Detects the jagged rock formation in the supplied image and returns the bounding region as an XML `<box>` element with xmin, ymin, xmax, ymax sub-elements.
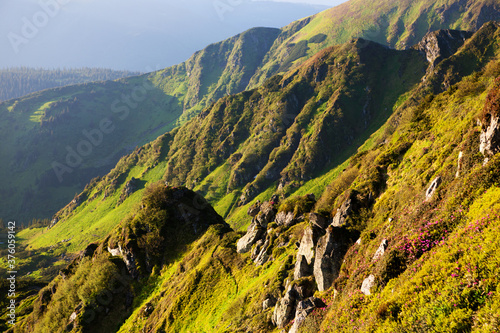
<box><xmin>271</xmin><ymin>281</ymin><xmax>316</xmax><ymax>329</ymax></box>
<box><xmin>480</xmin><ymin>111</ymin><xmax>500</xmax><ymax>162</ymax></box>
<box><xmin>309</xmin><ymin>212</ymin><xmax>329</xmax><ymax>230</ymax></box>
<box><xmin>237</xmin><ymin>221</ymin><xmax>266</xmax><ymax>254</ymax></box>
<box><xmin>425</xmin><ymin>176</ymin><xmax>442</xmax><ymax>201</ymax></box>
<box><xmin>289</xmin><ymin>297</ymin><xmax>326</xmax><ymax>333</ymax></box>
<box><xmin>331</xmin><ymin>198</ymin><xmax>352</xmax><ymax>227</ymax></box>
<box><xmin>480</xmin><ymin>79</ymin><xmax>500</xmax><ymax>162</ymax></box>
<box><xmin>275</xmin><ymin>211</ymin><xmax>296</xmax><ymax>227</ymax></box>
<box><xmin>479</xmin><ymin>116</ymin><xmax>500</xmax><ymax>161</ymax></box>
<box><xmin>313</xmin><ymin>227</ymin><xmax>353</xmax><ymax>292</ymax></box>
<box><xmin>256</xmin><ymin>200</ymin><xmax>278</xmax><ymax>228</ymax></box>
<box><xmin>254</xmin><ymin>237</ymin><xmax>271</xmax><ymax>266</ymax></box>
<box><xmin>416</xmin><ymin>29</ymin><xmax>473</xmax><ymax>70</ymax></box>
<box><xmin>294</xmin><ymin>226</ymin><xmax>319</xmax><ymax>280</ymax></box>
<box><xmin>272</xmin><ymin>285</ymin><xmax>298</xmax><ymax>328</ymax></box>
<box><xmin>236</xmin><ymin>191</ymin><xmax>358</xmax><ymax>328</ymax></box>
<box><xmin>107</xmin><ymin>244</ymin><xmax>138</xmax><ymax>278</ymax></box>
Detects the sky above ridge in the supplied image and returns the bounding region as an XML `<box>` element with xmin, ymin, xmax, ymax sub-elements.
<box><xmin>268</xmin><ymin>0</ymin><xmax>347</xmax><ymax>5</ymax></box>
<box><xmin>0</xmin><ymin>0</ymin><xmax>349</xmax><ymax>70</ymax></box>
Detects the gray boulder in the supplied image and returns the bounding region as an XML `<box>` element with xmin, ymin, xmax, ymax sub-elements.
<box><xmin>275</xmin><ymin>211</ymin><xmax>295</xmax><ymax>227</ymax></box>
<box><xmin>254</xmin><ymin>237</ymin><xmax>271</xmax><ymax>266</ymax></box>
<box><xmin>361</xmin><ymin>274</ymin><xmax>376</xmax><ymax>295</ymax></box>
<box><xmin>256</xmin><ymin>201</ymin><xmax>277</xmax><ymax>228</ymax></box>
<box><xmin>331</xmin><ymin>199</ymin><xmax>352</xmax><ymax>227</ymax></box>
<box><xmin>313</xmin><ymin>227</ymin><xmax>351</xmax><ymax>291</ymax></box>
<box><xmin>251</xmin><ymin>239</ymin><xmax>265</xmax><ymax>260</ymax></box>
<box><xmin>272</xmin><ymin>286</ymin><xmax>298</xmax><ymax>328</ymax></box>
<box><xmin>236</xmin><ymin>220</ymin><xmax>265</xmax><ymax>254</ymax></box>
<box><xmin>372</xmin><ymin>239</ymin><xmax>388</xmax><ymax>262</ymax></box>
<box><xmin>289</xmin><ymin>297</ymin><xmax>326</xmax><ymax>333</ymax></box>
<box><xmin>480</xmin><ymin>114</ymin><xmax>500</xmax><ymax>162</ymax></box>
<box><xmin>294</xmin><ymin>226</ymin><xmax>319</xmax><ymax>280</ymax></box>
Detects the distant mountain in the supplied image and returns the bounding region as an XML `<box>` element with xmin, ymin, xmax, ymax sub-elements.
<box><xmin>247</xmin><ymin>0</ymin><xmax>500</xmax><ymax>87</ymax></box>
<box><xmin>0</xmin><ymin>67</ymin><xmax>140</xmax><ymax>102</ymax></box>
<box><xmin>0</xmin><ymin>0</ymin><xmax>329</xmax><ymax>71</ymax></box>
<box><xmin>0</xmin><ymin>0</ymin><xmax>499</xmax><ymax>224</ymax></box>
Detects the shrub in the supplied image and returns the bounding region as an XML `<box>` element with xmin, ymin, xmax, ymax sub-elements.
<box><xmin>278</xmin><ymin>194</ymin><xmax>316</xmax><ymax>217</ymax></box>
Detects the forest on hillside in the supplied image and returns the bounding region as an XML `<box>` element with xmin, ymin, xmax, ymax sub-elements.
<box><xmin>0</xmin><ymin>67</ymin><xmax>140</xmax><ymax>102</ymax></box>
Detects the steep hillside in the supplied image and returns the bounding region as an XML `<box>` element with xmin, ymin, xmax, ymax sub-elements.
<box><xmin>5</xmin><ymin>21</ymin><xmax>500</xmax><ymax>332</ymax></box>
<box><xmin>14</xmin><ymin>31</ymin><xmax>431</xmax><ymax>253</ymax></box>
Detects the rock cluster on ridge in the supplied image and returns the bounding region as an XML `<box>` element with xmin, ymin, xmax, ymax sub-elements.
<box><xmin>237</xmin><ymin>193</ymin><xmax>358</xmax><ymax>331</ymax></box>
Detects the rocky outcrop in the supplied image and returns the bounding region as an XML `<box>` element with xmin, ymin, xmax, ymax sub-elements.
<box><xmin>479</xmin><ymin>77</ymin><xmax>500</xmax><ymax>163</ymax></box>
<box><xmin>313</xmin><ymin>227</ymin><xmax>352</xmax><ymax>292</ymax></box>
<box><xmin>272</xmin><ymin>286</ymin><xmax>298</xmax><ymax>328</ymax></box>
<box><xmin>309</xmin><ymin>212</ymin><xmax>329</xmax><ymax>230</ymax></box>
<box><xmin>263</xmin><ymin>295</ymin><xmax>277</xmax><ymax>311</ymax></box>
<box><xmin>294</xmin><ymin>256</ymin><xmax>311</xmax><ymax>281</ymax></box>
<box><xmin>237</xmin><ymin>220</ymin><xmax>266</xmax><ymax>254</ymax></box>
<box><xmin>480</xmin><ymin>114</ymin><xmax>500</xmax><ymax>162</ymax></box>
<box><xmin>361</xmin><ymin>274</ymin><xmax>376</xmax><ymax>295</ymax></box>
<box><xmin>247</xmin><ymin>200</ymin><xmax>261</xmax><ymax>217</ymax></box>
<box><xmin>425</xmin><ymin>176</ymin><xmax>442</xmax><ymax>201</ymax></box>
<box><xmin>416</xmin><ymin>29</ymin><xmax>473</xmax><ymax>69</ymax></box>
<box><xmin>256</xmin><ymin>201</ymin><xmax>277</xmax><ymax>228</ymax></box>
<box><xmin>238</xmin><ymin>197</ymin><xmax>280</xmax><ymax>255</ymax></box>
<box><xmin>254</xmin><ymin>237</ymin><xmax>271</xmax><ymax>266</ymax></box>
<box><xmin>272</xmin><ymin>281</ymin><xmax>315</xmax><ymax>329</ymax></box>
<box><xmin>294</xmin><ymin>226</ymin><xmax>320</xmax><ymax>280</ymax></box>
<box><xmin>289</xmin><ymin>297</ymin><xmax>326</xmax><ymax>333</ymax></box>
<box><xmin>331</xmin><ymin>198</ymin><xmax>352</xmax><ymax>227</ymax></box>
<box><xmin>456</xmin><ymin>151</ymin><xmax>464</xmax><ymax>178</ymax></box>
<box><xmin>251</xmin><ymin>239</ymin><xmax>265</xmax><ymax>260</ymax></box>
<box><xmin>275</xmin><ymin>211</ymin><xmax>295</xmax><ymax>227</ymax></box>
<box><xmin>372</xmin><ymin>239</ymin><xmax>388</xmax><ymax>262</ymax></box>
<box><xmin>107</xmin><ymin>244</ymin><xmax>138</xmax><ymax>278</ymax></box>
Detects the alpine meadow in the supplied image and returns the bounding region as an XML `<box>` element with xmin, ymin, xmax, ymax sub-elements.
<box><xmin>2</xmin><ymin>0</ymin><xmax>500</xmax><ymax>332</ymax></box>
